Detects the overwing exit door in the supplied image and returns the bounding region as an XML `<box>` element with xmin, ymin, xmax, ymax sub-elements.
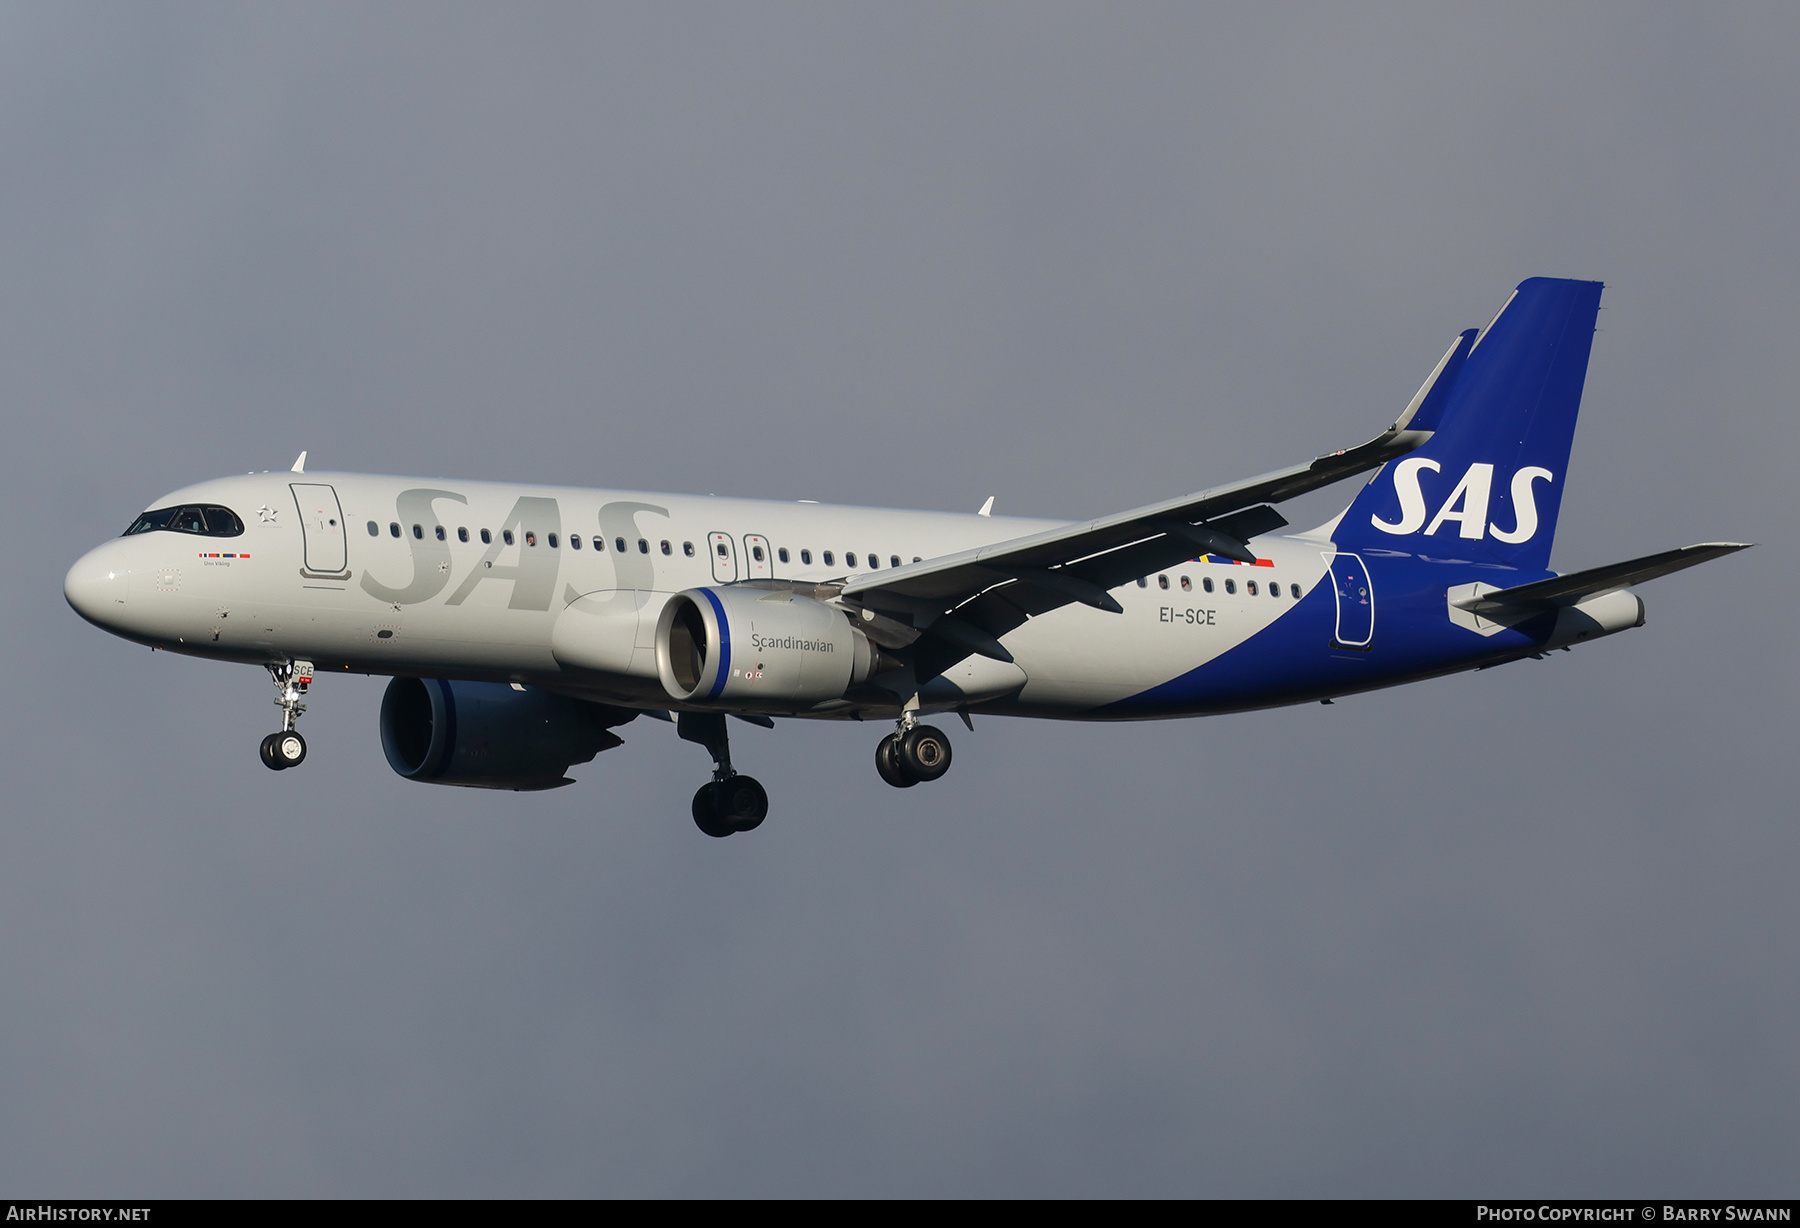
<box><xmin>743</xmin><ymin>535</ymin><xmax>772</xmax><ymax>579</ymax></box>
<box><xmin>291</xmin><ymin>483</ymin><xmax>349</xmax><ymax>577</ymax></box>
<box><xmin>708</xmin><ymin>532</ymin><xmax>738</xmax><ymax>583</ymax></box>
<box><xmin>1327</xmin><ymin>551</ymin><xmax>1374</xmax><ymax>648</ymax></box>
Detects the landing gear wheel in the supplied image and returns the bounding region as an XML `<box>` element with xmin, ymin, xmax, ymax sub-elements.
<box><xmin>692</xmin><ymin>783</ymin><xmax>735</xmax><ymax>838</ymax></box>
<box><xmin>716</xmin><ymin>775</ymin><xmax>769</xmax><ymax>831</ymax></box>
<box><xmin>875</xmin><ymin>734</ymin><xmax>917</xmax><ymax>788</ymax></box>
<box><xmin>260</xmin><ymin>730</ymin><xmax>306</xmax><ymax>771</ymax></box>
<box><xmin>692</xmin><ymin>777</ymin><xmax>768</xmax><ymax>837</ymax></box>
<box><xmin>898</xmin><ymin>725</ymin><xmax>952</xmax><ymax>782</ymax></box>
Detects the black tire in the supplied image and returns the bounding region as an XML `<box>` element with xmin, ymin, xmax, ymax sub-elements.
<box><xmin>899</xmin><ymin>725</ymin><xmax>952</xmax><ymax>782</ymax></box>
<box><xmin>875</xmin><ymin>734</ymin><xmax>917</xmax><ymax>788</ymax></box>
<box><xmin>272</xmin><ymin>730</ymin><xmax>307</xmax><ymax>769</ymax></box>
<box><xmin>717</xmin><ymin>775</ymin><xmax>769</xmax><ymax>832</ymax></box>
<box><xmin>259</xmin><ymin>733</ymin><xmax>287</xmax><ymax>771</ymax></box>
<box><xmin>691</xmin><ymin>782</ymin><xmax>735</xmax><ymax>838</ymax></box>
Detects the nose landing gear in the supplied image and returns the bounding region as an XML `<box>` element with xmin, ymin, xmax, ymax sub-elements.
<box><xmin>678</xmin><ymin>711</ymin><xmax>769</xmax><ymax>837</ymax></box>
<box><xmin>260</xmin><ymin>659</ymin><xmax>312</xmax><ymax>771</ymax></box>
<box><xmin>876</xmin><ymin>716</ymin><xmax>953</xmax><ymax>788</ymax></box>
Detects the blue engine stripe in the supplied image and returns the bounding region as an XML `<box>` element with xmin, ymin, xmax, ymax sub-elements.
<box><xmin>701</xmin><ymin>588</ymin><xmax>731</xmax><ymax>699</ymax></box>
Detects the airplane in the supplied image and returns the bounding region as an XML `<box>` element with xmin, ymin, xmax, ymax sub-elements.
<box><xmin>64</xmin><ymin>277</ymin><xmax>1747</xmax><ymax>837</ymax></box>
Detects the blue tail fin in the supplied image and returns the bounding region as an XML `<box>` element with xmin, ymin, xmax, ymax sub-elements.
<box><xmin>1336</xmin><ymin>277</ymin><xmax>1604</xmax><ymax>572</ymax></box>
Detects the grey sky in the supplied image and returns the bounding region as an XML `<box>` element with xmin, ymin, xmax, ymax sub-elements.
<box><xmin>1</xmin><ymin>3</ymin><xmax>1794</xmax><ymax>1195</ymax></box>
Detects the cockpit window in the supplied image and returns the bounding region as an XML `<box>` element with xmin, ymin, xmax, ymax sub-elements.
<box><xmin>123</xmin><ymin>505</ymin><xmax>244</xmax><ymax>538</ymax></box>
<box><xmin>123</xmin><ymin>507</ymin><xmax>178</xmax><ymax>535</ymax></box>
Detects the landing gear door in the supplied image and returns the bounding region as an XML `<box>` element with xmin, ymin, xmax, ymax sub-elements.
<box><xmin>1326</xmin><ymin>551</ymin><xmax>1374</xmax><ymax>648</ymax></box>
<box><xmin>708</xmin><ymin>532</ymin><xmax>738</xmax><ymax>584</ymax></box>
<box><xmin>743</xmin><ymin>535</ymin><xmax>772</xmax><ymax>579</ymax></box>
<box><xmin>291</xmin><ymin>483</ymin><xmax>349</xmax><ymax>577</ymax></box>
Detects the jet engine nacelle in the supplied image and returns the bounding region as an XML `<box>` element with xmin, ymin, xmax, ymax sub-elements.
<box><xmin>379</xmin><ymin>677</ymin><xmax>624</xmax><ymax>791</ymax></box>
<box><xmin>655</xmin><ymin>587</ymin><xmax>875</xmax><ymax>706</ymax></box>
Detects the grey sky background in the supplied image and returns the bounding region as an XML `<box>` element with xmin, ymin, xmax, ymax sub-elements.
<box><xmin>1</xmin><ymin>3</ymin><xmax>1794</xmax><ymax>1196</ymax></box>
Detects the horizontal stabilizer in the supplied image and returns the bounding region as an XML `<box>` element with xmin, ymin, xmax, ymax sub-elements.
<box><xmin>1453</xmin><ymin>542</ymin><xmax>1751</xmax><ymax>614</ymax></box>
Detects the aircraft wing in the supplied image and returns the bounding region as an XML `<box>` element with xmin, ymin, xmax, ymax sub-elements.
<box><xmin>1451</xmin><ymin>542</ymin><xmax>1751</xmax><ymax>616</ymax></box>
<box><xmin>835</xmin><ymin>330</ymin><xmax>1486</xmax><ymax>681</ymax></box>
<box><xmin>840</xmin><ymin>414</ymin><xmax>1439</xmax><ymax>680</ymax></box>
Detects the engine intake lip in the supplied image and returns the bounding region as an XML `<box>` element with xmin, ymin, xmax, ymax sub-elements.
<box><xmin>655</xmin><ymin>590</ymin><xmax>726</xmax><ymax>702</ymax></box>
<box><xmin>380</xmin><ymin>676</ymin><xmax>454</xmax><ymax>779</ymax></box>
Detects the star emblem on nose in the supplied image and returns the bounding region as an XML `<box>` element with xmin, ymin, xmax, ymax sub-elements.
<box><xmin>257</xmin><ymin>505</ymin><xmax>278</xmax><ymax>524</ymax></box>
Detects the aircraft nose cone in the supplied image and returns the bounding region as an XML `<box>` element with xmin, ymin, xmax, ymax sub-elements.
<box><xmin>65</xmin><ymin>543</ymin><xmax>131</xmax><ymax>627</ymax></box>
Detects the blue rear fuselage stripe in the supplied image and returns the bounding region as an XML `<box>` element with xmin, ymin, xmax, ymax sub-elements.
<box><xmin>701</xmin><ymin>587</ymin><xmax>731</xmax><ymax>699</ymax></box>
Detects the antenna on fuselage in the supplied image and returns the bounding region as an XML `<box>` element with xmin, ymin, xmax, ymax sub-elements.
<box><xmin>291</xmin><ymin>451</ymin><xmax>307</xmax><ymax>474</ymax></box>
<box><xmin>978</xmin><ymin>496</ymin><xmax>994</xmax><ymax>517</ymax></box>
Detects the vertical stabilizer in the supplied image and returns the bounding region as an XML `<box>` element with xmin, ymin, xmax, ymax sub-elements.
<box><xmin>1335</xmin><ymin>278</ymin><xmax>1603</xmax><ymax>572</ymax></box>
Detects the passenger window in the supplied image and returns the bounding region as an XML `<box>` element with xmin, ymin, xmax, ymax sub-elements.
<box><xmin>547</xmin><ymin>533</ymin><xmax>558</xmax><ymax>548</ymax></box>
<box><xmin>1180</xmin><ymin>576</ymin><xmax>1192</xmax><ymax>592</ymax></box>
<box><xmin>637</xmin><ymin>539</ymin><xmax>648</xmax><ymax>554</ymax></box>
<box><xmin>457</xmin><ymin>527</ymin><xmax>469</xmax><ymax>543</ymax></box>
<box><xmin>435</xmin><ymin>525</ymin><xmax>446</xmax><ymax>541</ymax></box>
<box><xmin>1247</xmin><ymin>580</ymin><xmax>1258</xmax><ymax>596</ymax></box>
<box><xmin>801</xmin><ymin>549</ymin><xmax>812</xmax><ymax>565</ymax></box>
<box><xmin>481</xmin><ymin>529</ymin><xmax>492</xmax><ymax>544</ymax></box>
<box><xmin>367</xmin><ymin>521</ymin><xmax>379</xmax><ymax>536</ymax></box>
<box><xmin>412</xmin><ymin>524</ymin><xmax>423</xmax><ymax>539</ymax></box>
<box><xmin>866</xmin><ymin>554</ymin><xmax>878</xmax><ymax>568</ymax></box>
<box><xmin>595</xmin><ymin>536</ymin><xmax>606</xmax><ymax>551</ymax></box>
<box><xmin>390</xmin><ymin>523</ymin><xmax>401</xmax><ymax>538</ymax></box>
<box><xmin>525</xmin><ymin>531</ymin><xmax>537</xmax><ymax>547</ymax></box>
<box><xmin>1271</xmin><ymin>582</ymin><xmax>1280</xmax><ymax>598</ymax></box>
<box><xmin>570</xmin><ymin>534</ymin><xmax>581</xmax><ymax>550</ymax></box>
<box><xmin>503</xmin><ymin>530</ymin><xmax>514</xmax><ymax>546</ymax></box>
<box><xmin>890</xmin><ymin>555</ymin><xmax>901</xmax><ymax>568</ymax></box>
<box><xmin>616</xmin><ymin>538</ymin><xmax>627</xmax><ymax>553</ymax></box>
<box><xmin>847</xmin><ymin>553</ymin><xmax>858</xmax><ymax>568</ymax></box>
<box><xmin>716</xmin><ymin>542</ymin><xmax>728</xmax><ymax>557</ymax></box>
<box><xmin>1158</xmin><ymin>574</ymin><xmax>1169</xmax><ymax>589</ymax></box>
<box><xmin>752</xmin><ymin>545</ymin><xmax>764</xmax><ymax>562</ymax></box>
<box><xmin>913</xmin><ymin>556</ymin><xmax>922</xmax><ymax>563</ymax></box>
<box><xmin>1203</xmin><ymin>576</ymin><xmax>1214</xmax><ymax>593</ymax></box>
<box><xmin>778</xmin><ymin>547</ymin><xmax>790</xmax><ymax>563</ymax></box>
<box><xmin>1137</xmin><ymin>577</ymin><xmax>1148</xmax><ymax>588</ymax></box>
<box><xmin>661</xmin><ymin>540</ymin><xmax>671</xmax><ymax>555</ymax></box>
<box><xmin>683</xmin><ymin>541</ymin><xmax>694</xmax><ymax>557</ymax></box>
<box><xmin>823</xmin><ymin>551</ymin><xmax>834</xmax><ymax>567</ymax></box>
<box><xmin>1225</xmin><ymin>578</ymin><xmax>1236</xmax><ymax>595</ymax></box>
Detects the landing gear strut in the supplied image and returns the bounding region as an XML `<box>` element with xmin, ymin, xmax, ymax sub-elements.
<box><xmin>875</xmin><ymin>712</ymin><xmax>952</xmax><ymax>788</ymax></box>
<box><xmin>260</xmin><ymin>659</ymin><xmax>312</xmax><ymax>771</ymax></box>
<box><xmin>678</xmin><ymin>711</ymin><xmax>769</xmax><ymax>838</ymax></box>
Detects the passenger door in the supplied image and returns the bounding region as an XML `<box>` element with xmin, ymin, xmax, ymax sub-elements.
<box><xmin>708</xmin><ymin>532</ymin><xmax>738</xmax><ymax>583</ymax></box>
<box><xmin>1327</xmin><ymin>551</ymin><xmax>1374</xmax><ymax>648</ymax></box>
<box><xmin>291</xmin><ymin>483</ymin><xmax>348</xmax><ymax>577</ymax></box>
<box><xmin>743</xmin><ymin>534</ymin><xmax>772</xmax><ymax>579</ymax></box>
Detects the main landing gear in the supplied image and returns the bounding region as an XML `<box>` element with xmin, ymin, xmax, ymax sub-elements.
<box><xmin>260</xmin><ymin>659</ymin><xmax>312</xmax><ymax>771</ymax></box>
<box><xmin>875</xmin><ymin>716</ymin><xmax>952</xmax><ymax>789</ymax></box>
<box><xmin>678</xmin><ymin>711</ymin><xmax>769</xmax><ymax>838</ymax></box>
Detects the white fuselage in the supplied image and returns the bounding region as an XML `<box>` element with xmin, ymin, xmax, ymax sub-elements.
<box><xmin>65</xmin><ymin>470</ymin><xmax>1336</xmax><ymax>719</ymax></box>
